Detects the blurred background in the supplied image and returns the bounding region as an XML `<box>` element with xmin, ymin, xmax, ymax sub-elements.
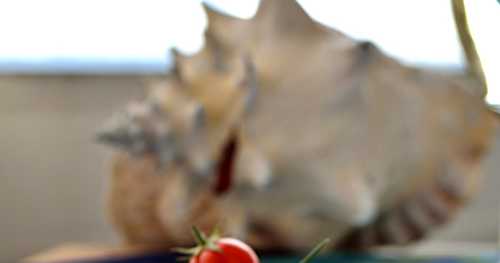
<box><xmin>0</xmin><ymin>0</ymin><xmax>499</xmax><ymax>262</ymax></box>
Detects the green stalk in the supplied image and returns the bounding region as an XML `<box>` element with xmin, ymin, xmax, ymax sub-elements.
<box><xmin>299</xmin><ymin>238</ymin><xmax>331</xmax><ymax>263</ymax></box>
<box><xmin>452</xmin><ymin>0</ymin><xmax>487</xmax><ymax>96</ymax></box>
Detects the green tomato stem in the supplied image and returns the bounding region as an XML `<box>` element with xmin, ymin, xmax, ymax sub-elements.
<box><xmin>192</xmin><ymin>226</ymin><xmax>207</xmax><ymax>246</ymax></box>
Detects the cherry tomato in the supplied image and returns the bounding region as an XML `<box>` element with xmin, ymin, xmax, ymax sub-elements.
<box><xmin>189</xmin><ymin>238</ymin><xmax>259</xmax><ymax>263</ymax></box>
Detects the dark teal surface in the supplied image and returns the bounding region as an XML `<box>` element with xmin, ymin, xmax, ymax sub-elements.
<box><xmin>262</xmin><ymin>252</ymin><xmax>499</xmax><ymax>263</ymax></box>
<box><xmin>78</xmin><ymin>251</ymin><xmax>498</xmax><ymax>263</ymax></box>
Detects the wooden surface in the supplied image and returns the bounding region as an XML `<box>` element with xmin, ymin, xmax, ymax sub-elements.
<box><xmin>24</xmin><ymin>243</ymin><xmax>161</xmax><ymax>263</ymax></box>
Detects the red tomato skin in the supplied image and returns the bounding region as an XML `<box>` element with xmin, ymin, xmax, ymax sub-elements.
<box><xmin>189</xmin><ymin>238</ymin><xmax>259</xmax><ymax>263</ymax></box>
<box><xmin>216</xmin><ymin>238</ymin><xmax>259</xmax><ymax>263</ymax></box>
<box><xmin>189</xmin><ymin>250</ymin><xmax>227</xmax><ymax>263</ymax></box>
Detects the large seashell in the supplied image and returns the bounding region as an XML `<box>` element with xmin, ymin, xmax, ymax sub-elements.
<box><xmin>98</xmin><ymin>0</ymin><xmax>499</xmax><ymax>252</ymax></box>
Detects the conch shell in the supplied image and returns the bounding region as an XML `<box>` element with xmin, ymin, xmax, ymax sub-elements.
<box><xmin>98</xmin><ymin>0</ymin><xmax>498</xmax><ymax>251</ymax></box>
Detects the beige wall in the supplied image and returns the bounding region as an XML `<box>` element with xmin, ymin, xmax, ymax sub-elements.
<box><xmin>0</xmin><ymin>75</ymin><xmax>498</xmax><ymax>261</ymax></box>
<box><xmin>0</xmin><ymin>75</ymin><xmax>149</xmax><ymax>262</ymax></box>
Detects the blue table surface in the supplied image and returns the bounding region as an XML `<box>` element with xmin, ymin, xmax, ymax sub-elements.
<box><xmin>74</xmin><ymin>251</ymin><xmax>498</xmax><ymax>263</ymax></box>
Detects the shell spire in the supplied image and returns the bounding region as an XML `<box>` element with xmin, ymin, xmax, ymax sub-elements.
<box><xmin>201</xmin><ymin>2</ymin><xmax>250</xmax><ymax>52</ymax></box>
<box><xmin>253</xmin><ymin>0</ymin><xmax>325</xmax><ymax>34</ymax></box>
